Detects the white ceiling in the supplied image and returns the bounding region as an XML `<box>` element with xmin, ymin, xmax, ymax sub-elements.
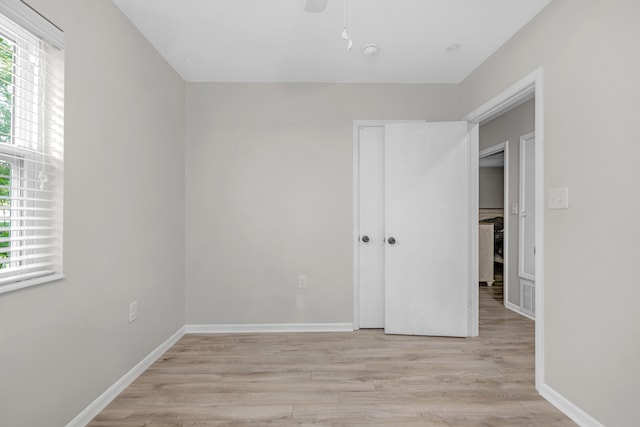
<box><xmin>111</xmin><ymin>0</ymin><xmax>552</xmax><ymax>83</ymax></box>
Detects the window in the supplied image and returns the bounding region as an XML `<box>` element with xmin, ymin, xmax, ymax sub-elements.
<box><xmin>0</xmin><ymin>1</ymin><xmax>64</xmax><ymax>293</ymax></box>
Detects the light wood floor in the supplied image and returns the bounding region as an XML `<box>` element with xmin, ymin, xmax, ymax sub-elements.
<box><xmin>89</xmin><ymin>285</ymin><xmax>575</xmax><ymax>426</ymax></box>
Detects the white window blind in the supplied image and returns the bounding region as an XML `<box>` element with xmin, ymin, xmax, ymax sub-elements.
<box><xmin>0</xmin><ymin>2</ymin><xmax>64</xmax><ymax>293</ymax></box>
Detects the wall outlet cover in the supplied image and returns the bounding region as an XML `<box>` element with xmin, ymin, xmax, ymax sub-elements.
<box><xmin>298</xmin><ymin>275</ymin><xmax>308</xmax><ymax>289</ymax></box>
<box><xmin>548</xmin><ymin>187</ymin><xmax>569</xmax><ymax>209</ymax></box>
<box><xmin>129</xmin><ymin>301</ymin><xmax>138</xmax><ymax>322</ymax></box>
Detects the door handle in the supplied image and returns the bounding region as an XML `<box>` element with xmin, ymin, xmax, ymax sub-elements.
<box><xmin>387</xmin><ymin>237</ymin><xmax>396</xmax><ymax>245</ymax></box>
<box><xmin>361</xmin><ymin>235</ymin><xmax>370</xmax><ymax>243</ymax></box>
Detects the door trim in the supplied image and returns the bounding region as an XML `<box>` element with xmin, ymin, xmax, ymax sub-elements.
<box><xmin>463</xmin><ymin>67</ymin><xmax>545</xmax><ymax>391</ymax></box>
<box><xmin>479</xmin><ymin>141</ymin><xmax>509</xmax><ymax>309</ymax></box>
<box><xmin>352</xmin><ymin>120</ymin><xmax>425</xmax><ymax>331</ymax></box>
<box><xmin>519</xmin><ymin>132</ymin><xmax>536</xmax><ymax>281</ymax></box>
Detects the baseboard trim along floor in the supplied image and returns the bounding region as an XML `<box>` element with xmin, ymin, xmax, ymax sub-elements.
<box><xmin>539</xmin><ymin>383</ymin><xmax>605</xmax><ymax>427</ymax></box>
<box><xmin>184</xmin><ymin>323</ymin><xmax>354</xmax><ymax>334</ymax></box>
<box><xmin>505</xmin><ymin>301</ymin><xmax>535</xmax><ymax>321</ymax></box>
<box><xmin>65</xmin><ymin>326</ymin><xmax>186</xmax><ymax>427</ymax></box>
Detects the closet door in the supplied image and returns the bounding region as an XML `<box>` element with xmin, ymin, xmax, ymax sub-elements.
<box><xmin>358</xmin><ymin>126</ymin><xmax>385</xmax><ymax>328</ymax></box>
<box><xmin>384</xmin><ymin>122</ymin><xmax>474</xmax><ymax>337</ymax></box>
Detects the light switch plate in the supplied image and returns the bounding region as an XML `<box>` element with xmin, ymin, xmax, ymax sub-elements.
<box><xmin>548</xmin><ymin>187</ymin><xmax>569</xmax><ymax>209</ymax></box>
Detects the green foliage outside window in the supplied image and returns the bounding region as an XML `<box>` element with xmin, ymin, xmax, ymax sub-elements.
<box><xmin>0</xmin><ymin>161</ymin><xmax>10</xmax><ymax>265</ymax></box>
<box><xmin>0</xmin><ymin>36</ymin><xmax>11</xmax><ymax>143</ymax></box>
<box><xmin>0</xmin><ymin>36</ymin><xmax>13</xmax><ymax>266</ymax></box>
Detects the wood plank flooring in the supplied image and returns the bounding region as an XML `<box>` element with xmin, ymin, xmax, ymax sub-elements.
<box><xmin>89</xmin><ymin>285</ymin><xmax>575</xmax><ymax>426</ymax></box>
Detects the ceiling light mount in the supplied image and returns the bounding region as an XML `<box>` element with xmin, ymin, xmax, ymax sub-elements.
<box><xmin>304</xmin><ymin>0</ymin><xmax>328</xmax><ymax>13</ymax></box>
<box><xmin>362</xmin><ymin>44</ymin><xmax>379</xmax><ymax>57</ymax></box>
<box><xmin>446</xmin><ymin>43</ymin><xmax>462</xmax><ymax>53</ymax></box>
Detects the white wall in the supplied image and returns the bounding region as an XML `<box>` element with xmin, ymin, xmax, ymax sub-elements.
<box><xmin>185</xmin><ymin>83</ymin><xmax>459</xmax><ymax>324</ymax></box>
<box><xmin>0</xmin><ymin>1</ymin><xmax>186</xmax><ymax>426</ymax></box>
<box><xmin>461</xmin><ymin>0</ymin><xmax>640</xmax><ymax>425</ymax></box>
<box><xmin>480</xmin><ymin>99</ymin><xmax>535</xmax><ymax>306</ymax></box>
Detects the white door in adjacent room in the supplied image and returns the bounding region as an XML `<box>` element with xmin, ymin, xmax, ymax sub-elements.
<box><xmin>519</xmin><ymin>132</ymin><xmax>536</xmax><ymax>317</ymax></box>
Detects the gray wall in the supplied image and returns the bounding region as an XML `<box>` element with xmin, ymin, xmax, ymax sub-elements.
<box><xmin>0</xmin><ymin>1</ymin><xmax>186</xmax><ymax>426</ymax></box>
<box><xmin>461</xmin><ymin>0</ymin><xmax>640</xmax><ymax>424</ymax></box>
<box><xmin>480</xmin><ymin>99</ymin><xmax>535</xmax><ymax>306</ymax></box>
<box><xmin>185</xmin><ymin>83</ymin><xmax>459</xmax><ymax>324</ymax></box>
<box><xmin>479</xmin><ymin>167</ymin><xmax>504</xmax><ymax>209</ymax></box>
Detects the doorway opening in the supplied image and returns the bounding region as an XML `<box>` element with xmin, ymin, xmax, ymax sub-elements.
<box><xmin>351</xmin><ymin>68</ymin><xmax>544</xmax><ymax>389</ymax></box>
<box><xmin>464</xmin><ymin>68</ymin><xmax>544</xmax><ymax>389</ymax></box>
<box><xmin>479</xmin><ymin>142</ymin><xmax>508</xmax><ymax>307</ymax></box>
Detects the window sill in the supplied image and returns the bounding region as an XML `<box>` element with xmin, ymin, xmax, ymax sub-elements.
<box><xmin>0</xmin><ymin>273</ymin><xmax>65</xmax><ymax>295</ymax></box>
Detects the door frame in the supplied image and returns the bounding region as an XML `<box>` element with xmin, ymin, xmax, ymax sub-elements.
<box><xmin>479</xmin><ymin>141</ymin><xmax>509</xmax><ymax>308</ymax></box>
<box><xmin>352</xmin><ymin>120</ymin><xmax>478</xmax><ymax>337</ymax></box>
<box><xmin>519</xmin><ymin>132</ymin><xmax>536</xmax><ymax>281</ymax></box>
<box><xmin>463</xmin><ymin>67</ymin><xmax>545</xmax><ymax>390</ymax></box>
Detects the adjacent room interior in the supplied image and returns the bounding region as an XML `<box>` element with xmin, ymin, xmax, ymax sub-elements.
<box><xmin>479</xmin><ymin>98</ymin><xmax>536</xmax><ymax>319</ymax></box>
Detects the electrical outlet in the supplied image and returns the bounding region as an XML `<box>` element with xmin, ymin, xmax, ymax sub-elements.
<box><xmin>129</xmin><ymin>301</ymin><xmax>138</xmax><ymax>323</ymax></box>
<box><xmin>548</xmin><ymin>187</ymin><xmax>569</xmax><ymax>209</ymax></box>
<box><xmin>298</xmin><ymin>275</ymin><xmax>308</xmax><ymax>289</ymax></box>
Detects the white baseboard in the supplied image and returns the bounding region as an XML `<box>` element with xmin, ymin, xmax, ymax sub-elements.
<box><xmin>185</xmin><ymin>323</ymin><xmax>354</xmax><ymax>334</ymax></box>
<box><xmin>66</xmin><ymin>326</ymin><xmax>185</xmax><ymax>427</ymax></box>
<box><xmin>505</xmin><ymin>301</ymin><xmax>535</xmax><ymax>321</ymax></box>
<box><xmin>539</xmin><ymin>383</ymin><xmax>604</xmax><ymax>427</ymax></box>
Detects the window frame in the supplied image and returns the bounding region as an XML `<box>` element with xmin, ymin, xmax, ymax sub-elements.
<box><xmin>0</xmin><ymin>5</ymin><xmax>64</xmax><ymax>294</ymax></box>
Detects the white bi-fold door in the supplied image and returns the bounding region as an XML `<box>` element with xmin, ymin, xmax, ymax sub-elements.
<box><xmin>357</xmin><ymin>126</ymin><xmax>386</xmax><ymax>328</ymax></box>
<box><xmin>357</xmin><ymin>121</ymin><xmax>478</xmax><ymax>337</ymax></box>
